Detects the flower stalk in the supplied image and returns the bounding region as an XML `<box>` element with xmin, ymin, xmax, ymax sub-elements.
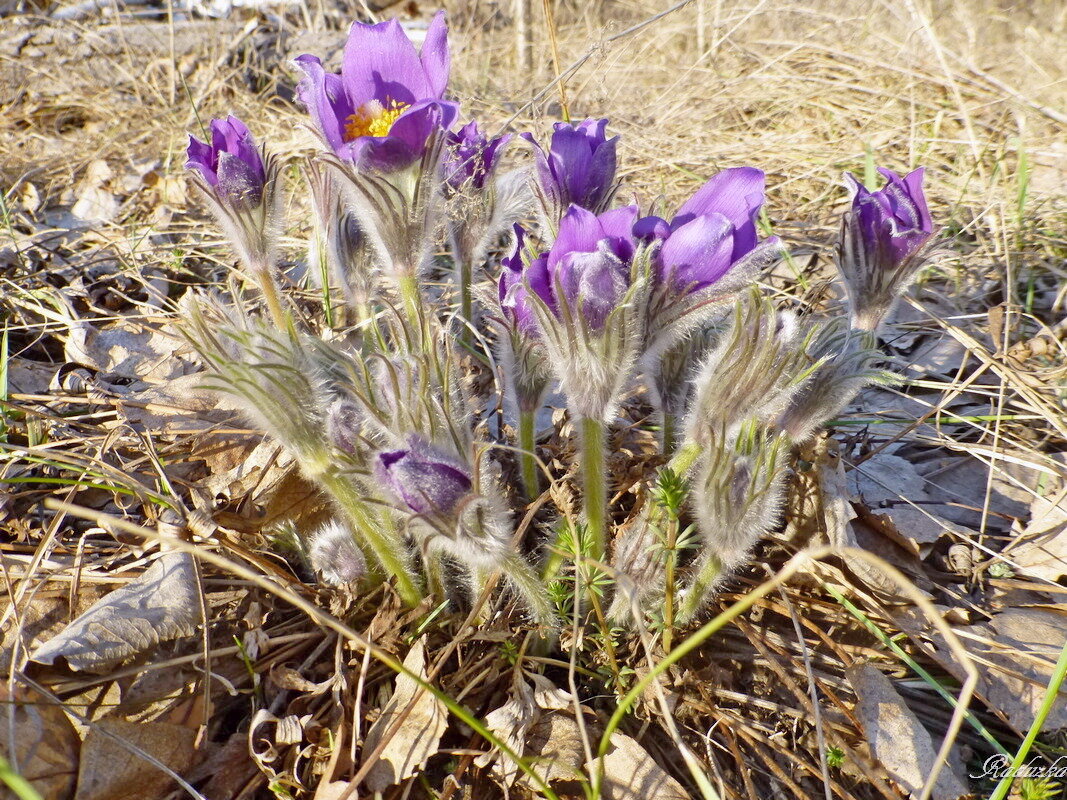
<box><xmin>580</xmin><ymin>415</ymin><xmax>608</xmax><ymax>562</ymax></box>
<box><xmin>518</xmin><ymin>409</ymin><xmax>539</xmax><ymax>501</ymax></box>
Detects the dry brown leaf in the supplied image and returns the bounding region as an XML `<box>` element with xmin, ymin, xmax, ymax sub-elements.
<box><xmin>361</xmin><ymin>638</ymin><xmax>447</xmax><ymax>793</ymax></box>
<box><xmin>1010</xmin><ymin>494</ymin><xmax>1067</xmax><ymax>582</ymax></box>
<box><xmin>75</xmin><ymin>718</ymin><xmax>197</xmax><ymax>800</ymax></box>
<box><xmin>524</xmin><ymin>712</ymin><xmax>587</xmax><ymax>786</ymax></box>
<box><xmin>31</xmin><ymin>552</ymin><xmax>200</xmax><ymax>673</ymax></box>
<box><xmin>847</xmin><ymin>663</ymin><xmax>969</xmax><ymax>800</ymax></box>
<box><xmin>589</xmin><ymin>732</ymin><xmax>690</xmax><ymax>800</ymax></box>
<box><xmin>0</xmin><ymin>685</ymin><xmax>80</xmax><ymax>800</ymax></box>
<box><xmin>64</xmin><ymin>319</ymin><xmax>196</xmax><ymax>384</ymax></box>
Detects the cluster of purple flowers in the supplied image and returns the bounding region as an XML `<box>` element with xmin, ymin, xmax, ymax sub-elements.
<box><xmin>181</xmin><ymin>10</ymin><xmax>937</xmax><ymax>616</ymax></box>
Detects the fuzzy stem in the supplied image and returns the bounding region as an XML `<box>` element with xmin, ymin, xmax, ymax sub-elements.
<box><xmin>580</xmin><ymin>415</ymin><xmax>608</xmax><ymax>562</ymax></box>
<box><xmin>457</xmin><ymin>254</ymin><xmax>473</xmax><ymax>347</ymax></box>
<box><xmin>669</xmin><ymin>441</ymin><xmax>702</xmax><ymax>476</ymax></box>
<box><xmin>662</xmin><ymin>515</ymin><xmax>679</xmax><ymax>652</ymax></box>
<box><xmin>320</xmin><ymin>472</ymin><xmax>421</xmax><ymax>607</ymax></box>
<box><xmin>661</xmin><ymin>411</ymin><xmax>677</xmax><ymax>456</ymax></box>
<box><xmin>396</xmin><ymin>272</ymin><xmax>426</xmax><ymax>343</ymax></box>
<box><xmin>498</xmin><ymin>550</ymin><xmax>557</xmax><ymax>627</ymax></box>
<box><xmin>518</xmin><ymin>409</ymin><xmax>539</xmax><ymax>502</ymax></box>
<box><xmin>676</xmin><ymin>553</ymin><xmax>723</xmax><ymax>625</ymax></box>
<box><xmin>249</xmin><ymin>262</ymin><xmax>290</xmax><ymax>334</ymax></box>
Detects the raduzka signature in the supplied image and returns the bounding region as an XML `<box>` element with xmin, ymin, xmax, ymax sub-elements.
<box><xmin>972</xmin><ymin>754</ymin><xmax>1067</xmax><ymax>780</ymax></box>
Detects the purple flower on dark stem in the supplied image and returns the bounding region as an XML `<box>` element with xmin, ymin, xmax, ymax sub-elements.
<box><xmin>185</xmin><ymin>116</ymin><xmax>266</xmax><ymax>209</ymax></box>
<box><xmin>846</xmin><ymin>167</ymin><xmax>933</xmax><ymax>268</ymax></box>
<box><xmin>635</xmin><ymin>167</ymin><xmax>777</xmax><ymax>295</ymax></box>
<box><xmin>293</xmin><ymin>12</ymin><xmax>459</xmax><ymax>172</ymax></box>
<box><xmin>524</xmin><ymin>119</ymin><xmax>618</xmax><ymax>214</ymax></box>
<box><xmin>375</xmin><ymin>439</ymin><xmax>472</xmax><ymax>516</ymax></box>
<box><xmin>524</xmin><ymin>204</ymin><xmax>638</xmax><ymax>331</ymax></box>
<box><xmin>445</xmin><ymin>121</ymin><xmax>512</xmax><ymax>191</ymax></box>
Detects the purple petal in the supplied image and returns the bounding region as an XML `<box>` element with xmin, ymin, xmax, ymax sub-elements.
<box><xmin>293</xmin><ymin>54</ymin><xmax>352</xmax><ymax>153</ymax></box>
<box><xmin>634</xmin><ymin>215</ymin><xmax>670</xmax><ymax>242</ymax></box>
<box><xmin>185</xmin><ymin>134</ymin><xmax>217</xmax><ymax>184</ymax></box>
<box><xmin>341</xmin><ymin>18</ymin><xmax>431</xmax><ymax>107</ymax></box>
<box><xmin>549</xmin><ymin>205</ymin><xmax>603</xmax><ymax>270</ymax></box>
<box><xmin>377</xmin><ymin>445</ymin><xmax>471</xmax><ymax>515</ymax></box>
<box><xmin>596</xmin><ymin>204</ymin><xmax>638</xmax><ymax>262</ymax></box>
<box><xmin>556</xmin><ymin>247</ymin><xmax>628</xmax><ymax>330</ymax></box>
<box><xmin>420</xmin><ymin>10</ymin><xmax>450</xmax><ymax>99</ymax></box>
<box><xmin>525</xmin><ymin>253</ymin><xmax>555</xmax><ymax>312</ymax></box>
<box><xmin>216</xmin><ymin>151</ymin><xmax>264</xmax><ymax>208</ymax></box>
<box><xmin>674</xmin><ymin>167</ymin><xmax>765</xmax><ymax>255</ymax></box>
<box><xmin>660</xmin><ymin>213</ymin><xmax>734</xmax><ymax>291</ymax></box>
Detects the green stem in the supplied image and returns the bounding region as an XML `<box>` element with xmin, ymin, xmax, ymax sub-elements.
<box><xmin>661</xmin><ymin>411</ymin><xmax>677</xmax><ymax>456</ymax></box>
<box><xmin>457</xmin><ymin>255</ymin><xmax>473</xmax><ymax>347</ymax></box>
<box><xmin>397</xmin><ymin>272</ymin><xmax>425</xmax><ymax>343</ymax></box>
<box><xmin>519</xmin><ymin>409</ymin><xmax>539</xmax><ymax>502</ymax></box>
<box><xmin>668</xmin><ymin>441</ymin><xmax>702</xmax><ymax>476</ymax></box>
<box><xmin>662</xmin><ymin>513</ymin><xmax>678</xmax><ymax>652</ymax></box>
<box><xmin>676</xmin><ymin>553</ymin><xmax>722</xmax><ymax>626</ymax></box>
<box><xmin>499</xmin><ymin>551</ymin><xmax>557</xmax><ymax>627</ymax></box>
<box><xmin>580</xmin><ymin>415</ymin><xmax>608</xmax><ymax>562</ymax></box>
<box><xmin>253</xmin><ymin>267</ymin><xmax>290</xmax><ymax>335</ymax></box>
<box><xmin>320</xmin><ymin>473</ymin><xmax>421</xmax><ymax>607</ymax></box>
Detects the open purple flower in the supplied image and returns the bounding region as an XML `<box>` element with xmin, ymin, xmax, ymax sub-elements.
<box><xmin>524</xmin><ymin>119</ymin><xmax>618</xmax><ymax>218</ymax></box>
<box><xmin>444</xmin><ymin>121</ymin><xmax>512</xmax><ymax>191</ymax></box>
<box><xmin>293</xmin><ymin>12</ymin><xmax>459</xmax><ymax>172</ymax></box>
<box><xmin>635</xmin><ymin>167</ymin><xmax>778</xmax><ymax>295</ymax></box>
<box><xmin>185</xmin><ymin>116</ymin><xmax>266</xmax><ymax>210</ymax></box>
<box><xmin>837</xmin><ymin>167</ymin><xmax>936</xmax><ymax>330</ymax></box>
<box><xmin>375</xmin><ymin>438</ymin><xmax>472</xmax><ymax>516</ymax></box>
<box><xmin>524</xmin><ymin>204</ymin><xmax>638</xmax><ymax>331</ymax></box>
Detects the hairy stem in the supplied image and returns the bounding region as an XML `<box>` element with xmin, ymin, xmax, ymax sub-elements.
<box><xmin>676</xmin><ymin>553</ymin><xmax>723</xmax><ymax>625</ymax></box>
<box><xmin>580</xmin><ymin>415</ymin><xmax>608</xmax><ymax>562</ymax></box>
<box><xmin>499</xmin><ymin>550</ymin><xmax>557</xmax><ymax>627</ymax></box>
<box><xmin>519</xmin><ymin>409</ymin><xmax>539</xmax><ymax>502</ymax></box>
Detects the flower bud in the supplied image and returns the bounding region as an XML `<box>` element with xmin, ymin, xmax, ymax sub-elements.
<box><xmin>308</xmin><ymin>520</ymin><xmax>367</xmax><ymax>585</ymax></box>
<box><xmin>375</xmin><ymin>438</ymin><xmax>472</xmax><ymax>516</ymax></box>
<box><xmin>837</xmin><ymin>167</ymin><xmax>935</xmax><ymax>331</ymax></box>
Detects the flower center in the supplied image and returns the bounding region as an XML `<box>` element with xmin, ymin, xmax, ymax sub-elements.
<box><xmin>343</xmin><ymin>99</ymin><xmax>409</xmax><ymax>141</ymax></box>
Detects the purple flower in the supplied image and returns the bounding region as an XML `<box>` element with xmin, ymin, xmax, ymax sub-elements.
<box><xmin>375</xmin><ymin>439</ymin><xmax>472</xmax><ymax>516</ymax></box>
<box><xmin>498</xmin><ymin>224</ymin><xmax>537</xmax><ymax>333</ymax></box>
<box><xmin>444</xmin><ymin>121</ymin><xmax>512</xmax><ymax>191</ymax></box>
<box><xmin>837</xmin><ymin>167</ymin><xmax>936</xmax><ymax>331</ymax></box>
<box><xmin>635</xmin><ymin>167</ymin><xmax>776</xmax><ymax>294</ymax></box>
<box><xmin>524</xmin><ymin>119</ymin><xmax>618</xmax><ymax>215</ymax></box>
<box><xmin>525</xmin><ymin>204</ymin><xmax>638</xmax><ymax>331</ymax></box>
<box><xmin>185</xmin><ymin>116</ymin><xmax>266</xmax><ymax>209</ymax></box>
<box><xmin>845</xmin><ymin>167</ymin><xmax>934</xmax><ymax>268</ymax></box>
<box><xmin>293</xmin><ymin>12</ymin><xmax>460</xmax><ymax>172</ymax></box>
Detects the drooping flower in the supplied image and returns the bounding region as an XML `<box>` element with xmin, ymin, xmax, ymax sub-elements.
<box><xmin>293</xmin><ymin>12</ymin><xmax>459</xmax><ymax>172</ymax></box>
<box><xmin>375</xmin><ymin>438</ymin><xmax>473</xmax><ymax>516</ymax></box>
<box><xmin>186</xmin><ymin>116</ymin><xmax>266</xmax><ymax>209</ymax></box>
<box><xmin>444</xmin><ymin>121</ymin><xmax>513</xmax><ymax>191</ymax></box>
<box><xmin>837</xmin><ymin>167</ymin><xmax>936</xmax><ymax>331</ymax></box>
<box><xmin>524</xmin><ymin>119</ymin><xmax>618</xmax><ymax>224</ymax></box>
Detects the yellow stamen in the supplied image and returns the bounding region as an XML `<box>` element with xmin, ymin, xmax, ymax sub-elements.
<box><xmin>343</xmin><ymin>99</ymin><xmax>409</xmax><ymax>141</ymax></box>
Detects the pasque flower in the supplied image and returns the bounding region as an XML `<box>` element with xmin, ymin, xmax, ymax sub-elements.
<box><xmin>637</xmin><ymin>167</ymin><xmax>784</xmax><ymax>379</ymax></box>
<box><xmin>837</xmin><ymin>167</ymin><xmax>935</xmax><ymax>331</ymax></box>
<box><xmin>444</xmin><ymin>121</ymin><xmax>512</xmax><ymax>191</ymax></box>
<box><xmin>186</xmin><ymin>116</ymin><xmax>266</xmax><ymax>209</ymax></box>
<box><xmin>185</xmin><ymin>115</ymin><xmax>286</xmax><ymax>326</ymax></box>
<box><xmin>636</xmin><ymin>167</ymin><xmax>779</xmax><ymax>296</ymax></box>
<box><xmin>294</xmin><ymin>12</ymin><xmax>459</xmax><ymax>172</ymax></box>
<box><xmin>376</xmin><ymin>438</ymin><xmax>473</xmax><ymax>516</ymax></box>
<box><xmin>525</xmin><ymin>119</ymin><xmax>618</xmax><ymax>225</ymax></box>
<box><xmin>523</xmin><ymin>204</ymin><xmax>638</xmax><ymax>333</ymax></box>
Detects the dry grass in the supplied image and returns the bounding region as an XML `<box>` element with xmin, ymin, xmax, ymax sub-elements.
<box><xmin>1</xmin><ymin>0</ymin><xmax>1066</xmax><ymax>798</ymax></box>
